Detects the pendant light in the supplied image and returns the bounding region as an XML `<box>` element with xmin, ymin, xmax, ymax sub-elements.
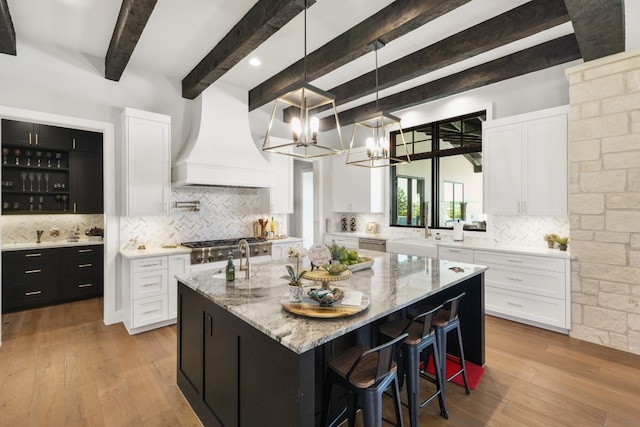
<box><xmin>262</xmin><ymin>0</ymin><xmax>344</xmax><ymax>159</ymax></box>
<box><xmin>346</xmin><ymin>40</ymin><xmax>410</xmax><ymax>168</ymax></box>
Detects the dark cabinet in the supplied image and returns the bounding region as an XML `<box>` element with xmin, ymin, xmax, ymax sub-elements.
<box><xmin>60</xmin><ymin>245</ymin><xmax>104</xmax><ymax>300</ymax></box>
<box><xmin>70</xmin><ymin>130</ymin><xmax>103</xmax><ymax>214</ymax></box>
<box><xmin>1</xmin><ymin>119</ymin><xmax>72</xmax><ymax>150</ymax></box>
<box><xmin>2</xmin><ymin>248</ymin><xmax>61</xmax><ymax>312</ymax></box>
<box><xmin>1</xmin><ymin>120</ymin><xmax>103</xmax><ymax>215</ymax></box>
<box><xmin>2</xmin><ymin>245</ymin><xmax>104</xmax><ymax>312</ymax></box>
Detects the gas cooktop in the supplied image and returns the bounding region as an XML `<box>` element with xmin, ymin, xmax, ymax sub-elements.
<box><xmin>181</xmin><ymin>237</ymin><xmax>267</xmax><ymax>249</ymax></box>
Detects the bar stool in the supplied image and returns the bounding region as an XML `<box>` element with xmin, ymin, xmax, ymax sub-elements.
<box><xmin>321</xmin><ymin>333</ymin><xmax>408</xmax><ymax>427</ymax></box>
<box><xmin>433</xmin><ymin>293</ymin><xmax>470</xmax><ymax>395</ymax></box>
<box><xmin>378</xmin><ymin>305</ymin><xmax>447</xmax><ymax>427</ymax></box>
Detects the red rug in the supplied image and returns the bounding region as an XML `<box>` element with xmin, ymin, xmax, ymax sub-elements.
<box><xmin>421</xmin><ymin>355</ymin><xmax>484</xmax><ymax>390</ymax></box>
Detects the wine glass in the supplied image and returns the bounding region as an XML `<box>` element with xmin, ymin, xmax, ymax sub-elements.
<box><xmin>55</xmin><ymin>195</ymin><xmax>62</xmax><ymax>210</ymax></box>
<box><xmin>61</xmin><ymin>195</ymin><xmax>68</xmax><ymax>211</ymax></box>
<box><xmin>2</xmin><ymin>148</ymin><xmax>8</xmax><ymax>164</ymax></box>
<box><xmin>46</xmin><ymin>152</ymin><xmax>52</xmax><ymax>167</ymax></box>
<box><xmin>28</xmin><ymin>173</ymin><xmax>35</xmax><ymax>191</ymax></box>
<box><xmin>36</xmin><ymin>173</ymin><xmax>42</xmax><ymax>192</ymax></box>
<box><xmin>36</xmin><ymin>151</ymin><xmax>43</xmax><ymax>167</ymax></box>
<box><xmin>44</xmin><ymin>173</ymin><xmax>49</xmax><ymax>192</ymax></box>
<box><xmin>29</xmin><ymin>196</ymin><xmax>34</xmax><ymax>212</ymax></box>
<box><xmin>14</xmin><ymin>148</ymin><xmax>21</xmax><ymax>165</ymax></box>
<box><xmin>38</xmin><ymin>196</ymin><xmax>43</xmax><ymax>211</ymax></box>
<box><xmin>20</xmin><ymin>172</ymin><xmax>27</xmax><ymax>191</ymax></box>
<box><xmin>55</xmin><ymin>152</ymin><xmax>62</xmax><ymax>168</ymax></box>
<box><xmin>24</xmin><ymin>149</ymin><xmax>33</xmax><ymax>166</ymax></box>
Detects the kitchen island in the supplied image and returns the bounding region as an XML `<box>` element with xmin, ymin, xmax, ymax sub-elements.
<box><xmin>176</xmin><ymin>251</ymin><xmax>486</xmax><ymax>427</ymax></box>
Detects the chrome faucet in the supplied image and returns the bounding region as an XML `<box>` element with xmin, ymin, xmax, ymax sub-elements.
<box><xmin>238</xmin><ymin>239</ymin><xmax>251</xmax><ymax>279</ymax></box>
<box><xmin>423</xmin><ymin>201</ymin><xmax>431</xmax><ymax>238</ymax></box>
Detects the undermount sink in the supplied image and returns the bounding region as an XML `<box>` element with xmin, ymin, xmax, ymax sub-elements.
<box><xmin>386</xmin><ymin>238</ymin><xmax>438</xmax><ymax>258</ymax></box>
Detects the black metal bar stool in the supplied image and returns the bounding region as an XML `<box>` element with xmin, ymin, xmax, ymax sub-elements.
<box><xmin>378</xmin><ymin>305</ymin><xmax>447</xmax><ymax>427</ymax></box>
<box><xmin>321</xmin><ymin>333</ymin><xmax>408</xmax><ymax>427</ymax></box>
<box><xmin>433</xmin><ymin>293</ymin><xmax>470</xmax><ymax>395</ymax></box>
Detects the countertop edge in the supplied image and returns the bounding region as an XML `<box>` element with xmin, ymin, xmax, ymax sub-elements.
<box><xmin>2</xmin><ymin>240</ymin><xmax>104</xmax><ymax>251</ymax></box>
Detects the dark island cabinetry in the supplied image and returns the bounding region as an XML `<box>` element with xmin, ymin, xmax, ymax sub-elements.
<box><xmin>2</xmin><ymin>245</ymin><xmax>103</xmax><ymax>312</ymax></box>
<box><xmin>1</xmin><ymin>119</ymin><xmax>103</xmax><ymax>215</ymax></box>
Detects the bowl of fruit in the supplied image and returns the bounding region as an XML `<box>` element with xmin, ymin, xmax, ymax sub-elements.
<box><xmin>325</xmin><ymin>240</ymin><xmax>374</xmax><ymax>272</ymax></box>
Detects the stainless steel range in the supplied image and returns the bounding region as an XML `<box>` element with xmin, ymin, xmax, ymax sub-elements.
<box><xmin>181</xmin><ymin>237</ymin><xmax>272</xmax><ymax>271</ymax></box>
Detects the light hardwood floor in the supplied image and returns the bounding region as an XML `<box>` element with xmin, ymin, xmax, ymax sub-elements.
<box><xmin>1</xmin><ymin>298</ymin><xmax>640</xmax><ymax>426</ymax></box>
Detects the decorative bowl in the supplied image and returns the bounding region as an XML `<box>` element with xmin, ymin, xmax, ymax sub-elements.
<box><xmin>322</xmin><ymin>262</ymin><xmax>348</xmax><ymax>276</ymax></box>
<box><xmin>308</xmin><ymin>287</ymin><xmax>344</xmax><ymax>306</ymax></box>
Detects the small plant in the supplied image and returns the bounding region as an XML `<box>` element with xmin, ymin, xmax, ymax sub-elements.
<box><xmin>553</xmin><ymin>236</ymin><xmax>569</xmax><ymax>245</ymax></box>
<box><xmin>326</xmin><ymin>240</ymin><xmax>348</xmax><ymax>262</ymax></box>
<box><xmin>284</xmin><ymin>247</ymin><xmax>308</xmax><ymax>286</ymax></box>
<box><xmin>544</xmin><ymin>233</ymin><xmax>559</xmax><ymax>248</ymax></box>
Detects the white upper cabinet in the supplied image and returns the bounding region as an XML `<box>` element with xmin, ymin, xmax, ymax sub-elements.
<box><xmin>120</xmin><ymin>108</ymin><xmax>171</xmax><ymax>216</ymax></box>
<box><xmin>261</xmin><ymin>145</ymin><xmax>293</xmax><ymax>214</ymax></box>
<box><xmin>483</xmin><ymin>106</ymin><xmax>568</xmax><ymax>216</ymax></box>
<box><xmin>331</xmin><ymin>151</ymin><xmax>384</xmax><ymax>213</ymax></box>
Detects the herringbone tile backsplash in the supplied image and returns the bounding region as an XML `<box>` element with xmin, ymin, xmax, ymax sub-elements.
<box><xmin>1</xmin><ymin>214</ymin><xmax>104</xmax><ymax>244</ymax></box>
<box><xmin>120</xmin><ymin>186</ymin><xmax>278</xmax><ymax>248</ymax></box>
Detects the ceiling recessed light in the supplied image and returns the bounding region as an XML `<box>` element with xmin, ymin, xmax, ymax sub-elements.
<box><xmin>249</xmin><ymin>57</ymin><xmax>262</xmax><ymax>67</ymax></box>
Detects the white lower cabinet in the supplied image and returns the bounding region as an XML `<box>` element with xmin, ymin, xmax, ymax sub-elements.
<box><xmin>122</xmin><ymin>252</ymin><xmax>190</xmax><ymax>334</ymax></box>
<box><xmin>438</xmin><ymin>246</ymin><xmax>474</xmax><ymax>263</ymax></box>
<box><xmin>474</xmin><ymin>249</ymin><xmax>570</xmax><ymax>332</ymax></box>
<box><xmin>323</xmin><ymin>234</ymin><xmax>359</xmax><ymax>250</ymax></box>
<box><xmin>271</xmin><ymin>239</ymin><xmax>303</xmax><ymax>260</ymax></box>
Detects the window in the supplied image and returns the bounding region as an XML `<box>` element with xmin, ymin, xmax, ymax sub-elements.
<box><xmin>390</xmin><ymin>111</ymin><xmax>486</xmax><ymax>231</ymax></box>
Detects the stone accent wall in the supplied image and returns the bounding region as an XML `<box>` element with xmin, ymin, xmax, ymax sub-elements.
<box><xmin>566</xmin><ymin>50</ymin><xmax>640</xmax><ymax>355</ymax></box>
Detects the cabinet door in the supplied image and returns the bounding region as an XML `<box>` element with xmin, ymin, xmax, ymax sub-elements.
<box><xmin>36</xmin><ymin>124</ymin><xmax>72</xmax><ymax>150</ymax></box>
<box><xmin>178</xmin><ymin>284</ymin><xmax>204</xmax><ymax>397</ymax></box>
<box><xmin>483</xmin><ymin>123</ymin><xmax>522</xmax><ymax>215</ymax></box>
<box><xmin>1</xmin><ymin>119</ymin><xmax>34</xmax><ymax>146</ymax></box>
<box><xmin>70</xmin><ymin>133</ymin><xmax>103</xmax><ymax>214</ymax></box>
<box><xmin>125</xmin><ymin>115</ymin><xmax>170</xmax><ymax>216</ymax></box>
<box><xmin>351</xmin><ymin>165</ymin><xmax>384</xmax><ymax>213</ymax></box>
<box><xmin>522</xmin><ymin>114</ymin><xmax>567</xmax><ymax>216</ymax></box>
<box><xmin>331</xmin><ymin>154</ymin><xmax>352</xmax><ymax>212</ymax></box>
<box><xmin>262</xmin><ymin>150</ymin><xmax>293</xmax><ymax>214</ymax></box>
<box><xmin>168</xmin><ymin>254</ymin><xmax>190</xmax><ymax>320</ymax></box>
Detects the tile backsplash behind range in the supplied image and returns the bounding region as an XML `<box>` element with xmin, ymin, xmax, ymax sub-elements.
<box><xmin>120</xmin><ymin>186</ymin><xmax>275</xmax><ymax>248</ymax></box>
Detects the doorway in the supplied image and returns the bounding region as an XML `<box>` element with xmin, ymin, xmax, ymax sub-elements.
<box><xmin>290</xmin><ymin>159</ymin><xmax>314</xmax><ymax>249</ymax></box>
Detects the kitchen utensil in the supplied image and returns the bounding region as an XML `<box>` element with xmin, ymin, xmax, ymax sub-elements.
<box><xmin>258</xmin><ymin>218</ymin><xmax>269</xmax><ymax>237</ymax></box>
<box><xmin>36</xmin><ymin>230</ymin><xmax>43</xmax><ymax>243</ymax></box>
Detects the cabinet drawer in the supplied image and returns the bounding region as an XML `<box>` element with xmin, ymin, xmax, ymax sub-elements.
<box><xmin>132</xmin><ymin>256</ymin><xmax>167</xmax><ymax>273</ymax></box>
<box><xmin>484</xmin><ymin>266</ymin><xmax>565</xmax><ymax>299</ymax></box>
<box><xmin>60</xmin><ymin>277</ymin><xmax>103</xmax><ymax>300</ymax></box>
<box><xmin>133</xmin><ymin>270</ymin><xmax>168</xmax><ymax>299</ymax></box>
<box><xmin>3</xmin><ymin>259</ymin><xmax>60</xmax><ymax>284</ymax></box>
<box><xmin>474</xmin><ymin>250</ymin><xmax>565</xmax><ymax>272</ymax></box>
<box><xmin>485</xmin><ymin>286</ymin><xmax>566</xmax><ymax>329</ymax></box>
<box><xmin>3</xmin><ymin>280</ymin><xmax>60</xmax><ymax>310</ymax></box>
<box><xmin>3</xmin><ymin>248</ymin><xmax>59</xmax><ymax>264</ymax></box>
<box><xmin>60</xmin><ymin>245</ymin><xmax>103</xmax><ymax>257</ymax></box>
<box><xmin>133</xmin><ymin>295</ymin><xmax>168</xmax><ymax>328</ymax></box>
<box><xmin>438</xmin><ymin>247</ymin><xmax>474</xmax><ymax>263</ymax></box>
<box><xmin>61</xmin><ymin>254</ymin><xmax>103</xmax><ymax>279</ymax></box>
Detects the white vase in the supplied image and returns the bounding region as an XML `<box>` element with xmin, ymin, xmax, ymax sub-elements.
<box><xmin>289</xmin><ymin>285</ymin><xmax>303</xmax><ymax>302</ymax></box>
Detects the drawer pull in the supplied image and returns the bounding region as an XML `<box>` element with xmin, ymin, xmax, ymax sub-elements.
<box><xmin>25</xmin><ymin>253</ymin><xmax>42</xmax><ymax>257</ymax></box>
<box><xmin>507</xmin><ymin>301</ymin><xmax>524</xmax><ymax>308</ymax></box>
<box><xmin>25</xmin><ymin>290</ymin><xmax>42</xmax><ymax>296</ymax></box>
<box><xmin>78</xmin><ymin>249</ymin><xmax>93</xmax><ymax>253</ymax></box>
<box><xmin>78</xmin><ymin>263</ymin><xmax>93</xmax><ymax>268</ymax></box>
<box><xmin>143</xmin><ymin>309</ymin><xmax>159</xmax><ymax>314</ymax></box>
<box><xmin>143</xmin><ymin>282</ymin><xmax>159</xmax><ymax>287</ymax></box>
<box><xmin>78</xmin><ymin>283</ymin><xmax>93</xmax><ymax>288</ymax></box>
<box><xmin>140</xmin><ymin>263</ymin><xmax>160</xmax><ymax>268</ymax></box>
<box><xmin>448</xmin><ymin>249</ymin><xmax>461</xmax><ymax>253</ymax></box>
<box><xmin>24</xmin><ymin>269</ymin><xmax>42</xmax><ymax>274</ymax></box>
<box><xmin>507</xmin><ymin>277</ymin><xmax>523</xmax><ymax>282</ymax></box>
<box><xmin>507</xmin><ymin>259</ymin><xmax>523</xmax><ymax>263</ymax></box>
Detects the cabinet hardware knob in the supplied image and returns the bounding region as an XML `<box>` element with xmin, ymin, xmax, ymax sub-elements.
<box><xmin>142</xmin><ymin>282</ymin><xmax>159</xmax><ymax>287</ymax></box>
<box><xmin>143</xmin><ymin>309</ymin><xmax>159</xmax><ymax>314</ymax></box>
<box><xmin>25</xmin><ymin>290</ymin><xmax>42</xmax><ymax>296</ymax></box>
<box><xmin>506</xmin><ymin>259</ymin><xmax>523</xmax><ymax>263</ymax></box>
<box><xmin>78</xmin><ymin>263</ymin><xmax>93</xmax><ymax>268</ymax></box>
<box><xmin>78</xmin><ymin>249</ymin><xmax>92</xmax><ymax>253</ymax></box>
<box><xmin>507</xmin><ymin>301</ymin><xmax>524</xmax><ymax>308</ymax></box>
<box><xmin>78</xmin><ymin>283</ymin><xmax>93</xmax><ymax>288</ymax></box>
<box><xmin>25</xmin><ymin>253</ymin><xmax>42</xmax><ymax>257</ymax></box>
<box><xmin>507</xmin><ymin>277</ymin><xmax>523</xmax><ymax>282</ymax></box>
<box><xmin>25</xmin><ymin>269</ymin><xmax>42</xmax><ymax>274</ymax></box>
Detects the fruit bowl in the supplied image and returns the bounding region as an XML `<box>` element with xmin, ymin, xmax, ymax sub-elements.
<box><xmin>308</xmin><ymin>287</ymin><xmax>344</xmax><ymax>306</ymax></box>
<box><xmin>322</xmin><ymin>262</ymin><xmax>349</xmax><ymax>276</ymax></box>
<box><xmin>347</xmin><ymin>256</ymin><xmax>374</xmax><ymax>272</ymax></box>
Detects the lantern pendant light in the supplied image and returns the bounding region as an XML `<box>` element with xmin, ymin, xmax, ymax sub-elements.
<box><xmin>346</xmin><ymin>40</ymin><xmax>410</xmax><ymax>168</ymax></box>
<box><xmin>262</xmin><ymin>0</ymin><xmax>344</xmax><ymax>159</ymax></box>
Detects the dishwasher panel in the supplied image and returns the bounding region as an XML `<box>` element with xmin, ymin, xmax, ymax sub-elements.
<box><xmin>358</xmin><ymin>238</ymin><xmax>386</xmax><ymax>252</ymax></box>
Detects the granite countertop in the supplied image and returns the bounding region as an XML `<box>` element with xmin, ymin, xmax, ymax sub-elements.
<box><xmin>120</xmin><ymin>245</ymin><xmax>192</xmax><ymax>259</ymax></box>
<box><xmin>177</xmin><ymin>251</ymin><xmax>487</xmax><ymax>354</ymax></box>
<box><xmin>2</xmin><ymin>239</ymin><xmax>104</xmax><ymax>251</ymax></box>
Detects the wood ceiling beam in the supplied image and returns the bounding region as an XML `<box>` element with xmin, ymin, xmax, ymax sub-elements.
<box><xmin>285</xmin><ymin>0</ymin><xmax>570</xmax><ymax>124</ymax></box>
<box><xmin>321</xmin><ymin>34</ymin><xmax>582</xmax><ymax>130</ymax></box>
<box><xmin>563</xmin><ymin>0</ymin><xmax>625</xmax><ymax>62</ymax></box>
<box><xmin>248</xmin><ymin>0</ymin><xmax>472</xmax><ymax>111</ymax></box>
<box><xmin>105</xmin><ymin>0</ymin><xmax>158</xmax><ymax>81</ymax></box>
<box><xmin>0</xmin><ymin>0</ymin><xmax>16</xmax><ymax>56</ymax></box>
<box><xmin>182</xmin><ymin>0</ymin><xmax>315</xmax><ymax>100</ymax></box>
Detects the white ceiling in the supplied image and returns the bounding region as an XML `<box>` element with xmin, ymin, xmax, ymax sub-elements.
<box><xmin>7</xmin><ymin>0</ymin><xmax>574</xmax><ymax>111</ymax></box>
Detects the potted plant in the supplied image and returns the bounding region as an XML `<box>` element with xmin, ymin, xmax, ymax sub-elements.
<box><xmin>326</xmin><ymin>240</ymin><xmax>348</xmax><ymax>264</ymax></box>
<box><xmin>544</xmin><ymin>233</ymin><xmax>559</xmax><ymax>249</ymax></box>
<box><xmin>553</xmin><ymin>236</ymin><xmax>569</xmax><ymax>251</ymax></box>
<box><xmin>284</xmin><ymin>247</ymin><xmax>308</xmax><ymax>302</ymax></box>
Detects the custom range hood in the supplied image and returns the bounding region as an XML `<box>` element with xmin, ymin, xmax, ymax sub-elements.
<box><xmin>172</xmin><ymin>81</ymin><xmax>275</xmax><ymax>188</ymax></box>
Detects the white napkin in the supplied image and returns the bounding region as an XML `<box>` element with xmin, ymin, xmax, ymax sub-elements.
<box><xmin>340</xmin><ymin>290</ymin><xmax>362</xmax><ymax>306</ymax></box>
